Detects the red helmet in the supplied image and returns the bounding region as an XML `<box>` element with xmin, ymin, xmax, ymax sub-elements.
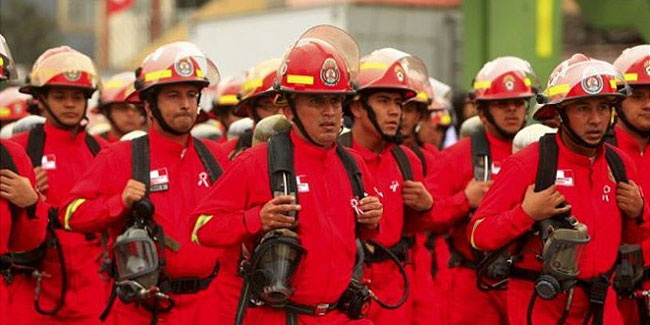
<box><xmin>275</xmin><ymin>25</ymin><xmax>359</xmax><ymax>95</ymax></box>
<box><xmin>213</xmin><ymin>74</ymin><xmax>245</xmax><ymax>109</ymax></box>
<box><xmin>472</xmin><ymin>56</ymin><xmax>539</xmax><ymax>101</ymax></box>
<box><xmin>99</xmin><ymin>72</ymin><xmax>140</xmax><ymax>110</ymax></box>
<box><xmin>0</xmin><ymin>34</ymin><xmax>18</xmax><ymax>82</ymax></box>
<box><xmin>0</xmin><ymin>87</ymin><xmax>31</xmax><ymax>122</ymax></box>
<box><xmin>613</xmin><ymin>44</ymin><xmax>650</xmax><ymax>86</ymax></box>
<box><xmin>534</xmin><ymin>54</ymin><xmax>628</xmax><ymax>120</ymax></box>
<box><xmin>20</xmin><ymin>46</ymin><xmax>100</xmax><ymax>96</ymax></box>
<box><xmin>356</xmin><ymin>48</ymin><xmax>421</xmax><ymax>99</ymax></box>
<box><xmin>135</xmin><ymin>41</ymin><xmax>219</xmax><ymax>94</ymax></box>
<box><xmin>235</xmin><ymin>58</ymin><xmax>282</xmax><ymax>117</ymax></box>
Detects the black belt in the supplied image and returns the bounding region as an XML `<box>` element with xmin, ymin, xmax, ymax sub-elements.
<box><xmin>364</xmin><ymin>236</ymin><xmax>414</xmax><ymax>264</ymax></box>
<box><xmin>161</xmin><ymin>263</ymin><xmax>220</xmax><ymax>295</ymax></box>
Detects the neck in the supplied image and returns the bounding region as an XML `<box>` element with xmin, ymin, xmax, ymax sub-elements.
<box><xmin>618</xmin><ymin>122</ymin><xmax>649</xmax><ymax>151</ymax></box>
<box><xmin>46</xmin><ymin>119</ymin><xmax>80</xmax><ymax>135</ymax></box>
<box><xmin>293</xmin><ymin>127</ymin><xmax>334</xmax><ymax>149</ymax></box>
<box><xmin>401</xmin><ymin>132</ymin><xmax>415</xmax><ymax>147</ymax></box>
<box><xmin>108</xmin><ymin>128</ymin><xmax>123</xmax><ymax>140</ymax></box>
<box><xmin>352</xmin><ymin>124</ymin><xmax>387</xmax><ymax>153</ymax></box>
<box><xmin>154</xmin><ymin>123</ymin><xmax>189</xmax><ymax>146</ymax></box>
<box><xmin>560</xmin><ymin>128</ymin><xmax>597</xmax><ymax>157</ymax></box>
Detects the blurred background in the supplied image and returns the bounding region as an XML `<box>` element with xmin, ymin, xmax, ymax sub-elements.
<box><xmin>0</xmin><ymin>0</ymin><xmax>648</xmax><ymax>125</ymax></box>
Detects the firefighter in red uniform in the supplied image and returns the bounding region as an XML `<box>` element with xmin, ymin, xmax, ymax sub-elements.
<box><xmin>220</xmin><ymin>58</ymin><xmax>287</xmax><ymax>158</ymax></box>
<box><xmin>611</xmin><ymin>45</ymin><xmax>650</xmax><ymax>324</ymax></box>
<box><xmin>423</xmin><ymin>57</ymin><xmax>539</xmax><ymax>324</ymax></box>
<box><xmin>190</xmin><ymin>25</ymin><xmax>383</xmax><ymax>325</ymax></box>
<box><xmin>340</xmin><ymin>48</ymin><xmax>433</xmax><ymax>325</ymax></box>
<box><xmin>469</xmin><ymin>54</ymin><xmax>650</xmax><ymax>325</ymax></box>
<box><xmin>96</xmin><ymin>72</ymin><xmax>146</xmax><ymax>143</ymax></box>
<box><xmin>0</xmin><ymin>33</ymin><xmax>48</xmax><ymax>325</ymax></box>
<box><xmin>399</xmin><ymin>75</ymin><xmax>449</xmax><ymax>325</ymax></box>
<box><xmin>7</xmin><ymin>45</ymin><xmax>109</xmax><ymax>324</ymax></box>
<box><xmin>59</xmin><ymin>41</ymin><xmax>229</xmax><ymax>324</ymax></box>
<box><xmin>210</xmin><ymin>74</ymin><xmax>244</xmax><ymax>143</ymax></box>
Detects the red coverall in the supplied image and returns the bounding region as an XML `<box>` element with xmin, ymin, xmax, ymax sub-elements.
<box><xmin>7</xmin><ymin>123</ymin><xmax>108</xmax><ymax>324</ymax></box>
<box><xmin>612</xmin><ymin>125</ymin><xmax>650</xmax><ymax>325</ymax></box>
<box><xmin>59</xmin><ymin>128</ymin><xmax>229</xmax><ymax>324</ymax></box>
<box><xmin>418</xmin><ymin>131</ymin><xmax>513</xmax><ymax>324</ymax></box>
<box><xmin>469</xmin><ymin>133</ymin><xmax>650</xmax><ymax>325</ymax></box>
<box><xmin>0</xmin><ymin>139</ymin><xmax>48</xmax><ymax>325</ymax></box>
<box><xmin>190</xmin><ymin>131</ymin><xmax>378</xmax><ymax>325</ymax></box>
<box><xmin>347</xmin><ymin>138</ymin><xmax>429</xmax><ymax>325</ymax></box>
<box><xmin>409</xmin><ymin>144</ymin><xmax>451</xmax><ymax>325</ymax></box>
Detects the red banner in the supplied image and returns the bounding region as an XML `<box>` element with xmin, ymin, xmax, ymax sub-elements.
<box><xmin>107</xmin><ymin>0</ymin><xmax>134</xmax><ymax>15</ymax></box>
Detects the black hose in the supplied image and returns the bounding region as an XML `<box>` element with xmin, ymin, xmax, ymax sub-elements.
<box><xmin>365</xmin><ymin>239</ymin><xmax>409</xmax><ymax>309</ymax></box>
<box><xmin>34</xmin><ymin>225</ymin><xmax>67</xmax><ymax>315</ymax></box>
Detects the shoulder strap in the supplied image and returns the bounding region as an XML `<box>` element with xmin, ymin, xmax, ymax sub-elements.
<box><xmin>267</xmin><ymin>131</ymin><xmax>299</xmax><ymax>203</ymax></box>
<box><xmin>391</xmin><ymin>145</ymin><xmax>414</xmax><ymax>181</ymax></box>
<box><xmin>193</xmin><ymin>138</ymin><xmax>223</xmax><ymax>184</ymax></box>
<box><xmin>534</xmin><ymin>133</ymin><xmax>559</xmax><ymax>192</ymax></box>
<box><xmin>410</xmin><ymin>145</ymin><xmax>427</xmax><ymax>177</ymax></box>
<box><xmin>84</xmin><ymin>134</ymin><xmax>101</xmax><ymax>157</ymax></box>
<box><xmin>131</xmin><ymin>135</ymin><xmax>151</xmax><ymax>197</ymax></box>
<box><xmin>603</xmin><ymin>128</ymin><xmax>618</xmax><ymax>147</ymax></box>
<box><xmin>605</xmin><ymin>146</ymin><xmax>628</xmax><ymax>183</ymax></box>
<box><xmin>471</xmin><ymin>130</ymin><xmax>491</xmax><ymax>181</ymax></box>
<box><xmin>0</xmin><ymin>142</ymin><xmax>21</xmax><ymax>221</ymax></box>
<box><xmin>335</xmin><ymin>144</ymin><xmax>366</xmax><ymax>199</ymax></box>
<box><xmin>26</xmin><ymin>124</ymin><xmax>45</xmax><ymax>167</ymax></box>
<box><xmin>338</xmin><ymin>131</ymin><xmax>353</xmax><ymax>148</ymax></box>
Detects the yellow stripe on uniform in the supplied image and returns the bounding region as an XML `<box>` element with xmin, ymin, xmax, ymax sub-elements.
<box><xmin>287</xmin><ymin>74</ymin><xmax>314</xmax><ymax>85</ymax></box>
<box><xmin>470</xmin><ymin>217</ymin><xmax>485</xmax><ymax>250</ymax></box>
<box><xmin>546</xmin><ymin>84</ymin><xmax>570</xmax><ymax>97</ymax></box>
<box><xmin>144</xmin><ymin>69</ymin><xmax>172</xmax><ymax>82</ymax></box>
<box><xmin>624</xmin><ymin>73</ymin><xmax>638</xmax><ymax>82</ymax></box>
<box><xmin>64</xmin><ymin>198</ymin><xmax>87</xmax><ymax>231</ymax></box>
<box><xmin>360</xmin><ymin>62</ymin><xmax>389</xmax><ymax>70</ymax></box>
<box><xmin>218</xmin><ymin>95</ymin><xmax>239</xmax><ymax>105</ymax></box>
<box><xmin>191</xmin><ymin>214</ymin><xmax>214</xmax><ymax>245</ymax></box>
<box><xmin>473</xmin><ymin>80</ymin><xmax>492</xmax><ymax>90</ymax></box>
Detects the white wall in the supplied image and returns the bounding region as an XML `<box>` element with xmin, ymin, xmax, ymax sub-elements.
<box><xmin>190</xmin><ymin>5</ymin><xmax>348</xmax><ymax>78</ymax></box>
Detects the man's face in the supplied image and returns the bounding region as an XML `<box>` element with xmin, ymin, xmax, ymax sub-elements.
<box><xmin>152</xmin><ymin>83</ymin><xmax>200</xmax><ymax>133</ymax></box>
<box><xmin>108</xmin><ymin>103</ymin><xmax>145</xmax><ymax>135</ymax></box>
<box><xmin>563</xmin><ymin>97</ymin><xmax>613</xmax><ymax>146</ymax></box>
<box><xmin>400</xmin><ymin>101</ymin><xmax>424</xmax><ymax>140</ymax></box>
<box><xmin>352</xmin><ymin>91</ymin><xmax>403</xmax><ymax>137</ymax></box>
<box><xmin>480</xmin><ymin>98</ymin><xmax>527</xmax><ymax>137</ymax></box>
<box><xmin>42</xmin><ymin>87</ymin><xmax>87</xmax><ymax>126</ymax></box>
<box><xmin>620</xmin><ymin>85</ymin><xmax>650</xmax><ymax>132</ymax></box>
<box><xmin>287</xmin><ymin>94</ymin><xmax>344</xmax><ymax>147</ymax></box>
<box><xmin>253</xmin><ymin>95</ymin><xmax>285</xmax><ymax>121</ymax></box>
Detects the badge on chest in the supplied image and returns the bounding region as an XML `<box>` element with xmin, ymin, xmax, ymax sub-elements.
<box><xmin>150</xmin><ymin>168</ymin><xmax>169</xmax><ymax>192</ymax></box>
<box><xmin>555</xmin><ymin>169</ymin><xmax>575</xmax><ymax>187</ymax></box>
<box><xmin>41</xmin><ymin>154</ymin><xmax>56</xmax><ymax>170</ymax></box>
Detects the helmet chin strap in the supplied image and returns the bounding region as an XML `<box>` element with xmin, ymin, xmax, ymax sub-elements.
<box><xmin>37</xmin><ymin>92</ymin><xmax>87</xmax><ymax>130</ymax></box>
<box><xmin>558</xmin><ymin>109</ymin><xmax>611</xmax><ymax>149</ymax></box>
<box><xmin>360</xmin><ymin>94</ymin><xmax>402</xmax><ymax>144</ymax></box>
<box><xmin>285</xmin><ymin>95</ymin><xmax>325</xmax><ymax>148</ymax></box>
<box><xmin>615</xmin><ymin>105</ymin><xmax>650</xmax><ymax>139</ymax></box>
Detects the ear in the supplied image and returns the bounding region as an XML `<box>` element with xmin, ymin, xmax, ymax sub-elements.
<box><xmin>282</xmin><ymin>105</ymin><xmax>294</xmax><ymax>120</ymax></box>
<box><xmin>477</xmin><ymin>103</ymin><xmax>489</xmax><ymax>125</ymax></box>
<box><xmin>350</xmin><ymin>100</ymin><xmax>365</xmax><ymax>120</ymax></box>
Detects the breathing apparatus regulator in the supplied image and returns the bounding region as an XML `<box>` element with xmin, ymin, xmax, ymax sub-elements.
<box><xmin>534</xmin><ymin>213</ymin><xmax>590</xmax><ymax>300</ymax></box>
<box><xmin>245</xmin><ymin>169</ymin><xmax>305</xmax><ymax>306</ymax></box>
<box><xmin>111</xmin><ymin>199</ymin><xmax>174</xmax><ymax>310</ymax></box>
<box><xmin>613</xmin><ymin>244</ymin><xmax>645</xmax><ymax>298</ymax></box>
